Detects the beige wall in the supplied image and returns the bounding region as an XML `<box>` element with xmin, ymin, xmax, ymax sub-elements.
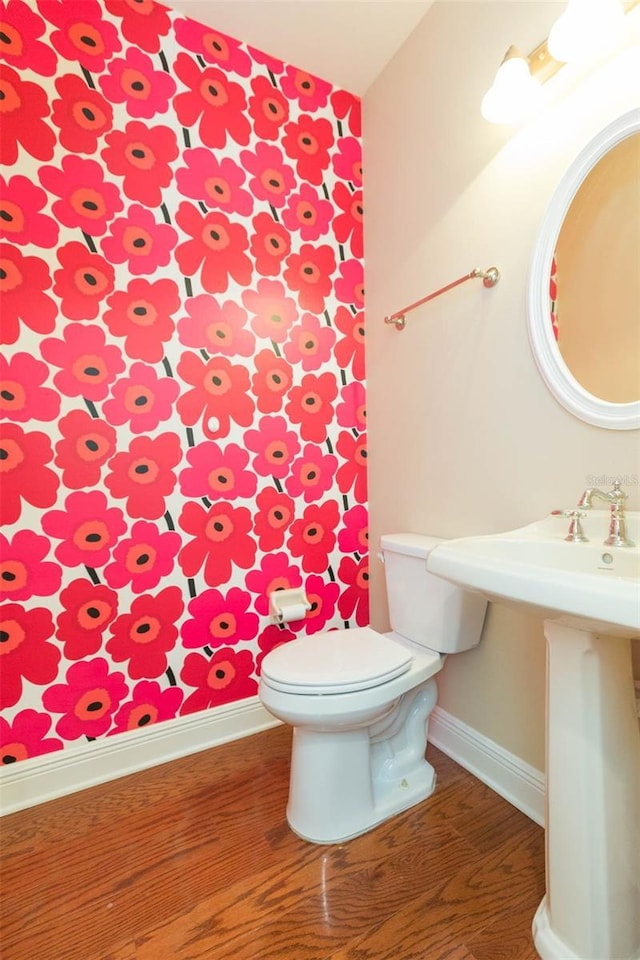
<box><xmin>363</xmin><ymin>1</ymin><xmax>640</xmax><ymax>772</ymax></box>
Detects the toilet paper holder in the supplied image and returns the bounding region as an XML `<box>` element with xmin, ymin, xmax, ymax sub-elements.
<box><xmin>269</xmin><ymin>587</ymin><xmax>311</xmax><ymax>625</ymax></box>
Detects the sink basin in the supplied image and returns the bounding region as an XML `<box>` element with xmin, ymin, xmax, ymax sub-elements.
<box><xmin>427</xmin><ymin>509</ymin><xmax>639</xmax><ymax>638</ymax></box>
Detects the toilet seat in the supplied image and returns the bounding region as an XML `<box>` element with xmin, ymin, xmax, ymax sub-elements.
<box><xmin>260</xmin><ymin>626</ymin><xmax>413</xmax><ymax>695</ymax></box>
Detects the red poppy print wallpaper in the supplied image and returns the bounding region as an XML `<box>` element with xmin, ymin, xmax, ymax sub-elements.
<box><xmin>0</xmin><ymin>0</ymin><xmax>367</xmax><ymax>767</ymax></box>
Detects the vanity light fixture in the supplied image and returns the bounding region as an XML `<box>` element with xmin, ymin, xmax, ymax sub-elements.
<box><xmin>482</xmin><ymin>0</ymin><xmax>639</xmax><ymax>124</ymax></box>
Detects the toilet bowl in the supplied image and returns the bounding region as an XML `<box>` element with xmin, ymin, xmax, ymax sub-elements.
<box><xmin>259</xmin><ymin>533</ymin><xmax>487</xmax><ymax>844</ymax></box>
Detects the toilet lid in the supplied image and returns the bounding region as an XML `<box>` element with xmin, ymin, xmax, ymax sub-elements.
<box><xmin>260</xmin><ymin>627</ymin><xmax>413</xmax><ymax>694</ymax></box>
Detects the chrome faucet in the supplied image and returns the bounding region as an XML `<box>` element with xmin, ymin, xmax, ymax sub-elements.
<box><xmin>577</xmin><ymin>479</ymin><xmax>635</xmax><ymax>547</ymax></box>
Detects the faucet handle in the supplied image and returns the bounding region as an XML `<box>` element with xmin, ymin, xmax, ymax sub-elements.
<box><xmin>552</xmin><ymin>509</ymin><xmax>589</xmax><ymax>543</ymax></box>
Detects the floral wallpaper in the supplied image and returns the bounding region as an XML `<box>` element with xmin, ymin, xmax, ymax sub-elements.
<box><xmin>0</xmin><ymin>0</ymin><xmax>367</xmax><ymax>766</ymax></box>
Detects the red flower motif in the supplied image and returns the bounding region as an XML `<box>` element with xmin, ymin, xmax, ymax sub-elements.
<box><xmin>178</xmin><ymin>501</ymin><xmax>256</xmax><ymax>587</ymax></box>
<box><xmin>334</xmin><ymin>305</ymin><xmax>365</xmax><ymax>381</ymax></box>
<box><xmin>244</xmin><ymin>415</ymin><xmax>300</xmax><ymax>479</ymax></box>
<box><xmin>181</xmin><ymin>586</ymin><xmax>259</xmax><ymax>649</ymax></box>
<box><xmin>104</xmin><ymin>0</ymin><xmax>171</xmax><ymax>54</ymax></box>
<box><xmin>0</xmin><ymin>530</ymin><xmax>61</xmax><ymax>602</ymax></box>
<box><xmin>176</xmin><ymin>351</ymin><xmax>254</xmax><ymax>441</ymax></box>
<box><xmin>41</xmin><ymin>324</ymin><xmax>124</xmax><ymax>401</ymax></box>
<box><xmin>42</xmin><ymin>658</ymin><xmax>129</xmax><ymax>741</ymax></box>
<box><xmin>247</xmin><ymin>46</ymin><xmax>283</xmax><ymax>75</ymax></box>
<box><xmin>106</xmin><ymin>586</ymin><xmax>184</xmax><ymax>678</ymax></box>
<box><xmin>256</xmin><ymin>623</ymin><xmax>294</xmax><ymax>673</ymax></box>
<box><xmin>0</xmin><ymin>64</ymin><xmax>56</xmax><ymax>165</ymax></box>
<box><xmin>287</xmin><ymin>500</ymin><xmax>340</xmax><ymax>574</ymax></box>
<box><xmin>42</xmin><ymin>490</ymin><xmax>126</xmax><ymax>569</ymax></box>
<box><xmin>245</xmin><ymin>552</ymin><xmax>302</xmax><ymax>616</ymax></box>
<box><xmin>180</xmin><ymin>647</ymin><xmax>257</xmax><ymax>714</ymax></box>
<box><xmin>52</xmin><ymin>241</ymin><xmax>115</xmax><ymax>322</ymax></box>
<box><xmin>0</xmin><ymin>604</ymin><xmax>59</xmax><ymax>710</ymax></box>
<box><xmin>101</xmin><ymin>204</ymin><xmax>177</xmax><ymax>276</ymax></box>
<box><xmin>283</xmin><ymin>313</ymin><xmax>336</xmax><ymax>371</ymax></box>
<box><xmin>242</xmin><ymin>278</ymin><xmax>297</xmax><ymax>343</ymax></box>
<box><xmin>302</xmin><ymin>574</ymin><xmax>341</xmax><ymax>635</ymax></box>
<box><xmin>332</xmin><ymin>183</ymin><xmax>363</xmax><ymax>258</ymax></box>
<box><xmin>103</xmin><ymin>277</ymin><xmax>180</xmax><ymax>363</ymax></box>
<box><xmin>55</xmin><ymin>410</ymin><xmax>116</xmax><ymax>490</ymax></box>
<box><xmin>283</xmin><ymin>243</ymin><xmax>336</xmax><ymax>313</ymax></box>
<box><xmin>251</xmin><ymin>349</ymin><xmax>293</xmax><ymax>414</ymax></box>
<box><xmin>336</xmin><ymin>430</ymin><xmax>368</xmax><ymax>503</ymax></box>
<box><xmin>337</xmin><ymin>381</ymin><xmax>366</xmax><ymax>432</ymax></box>
<box><xmin>331</xmin><ymin>89</ymin><xmax>361</xmax><ymax>137</ymax></box>
<box><xmin>38</xmin><ymin>0</ymin><xmax>121</xmax><ymax>72</ymax></box>
<box><xmin>250</xmin><ymin>212</ymin><xmax>291</xmax><ymax>277</ymax></box>
<box><xmin>177</xmin><ymin>294</ymin><xmax>254</xmax><ymax>357</ymax></box>
<box><xmin>248</xmin><ymin>75</ymin><xmax>289</xmax><ymax>140</ymax></box>
<box><xmin>0</xmin><ymin>352</ymin><xmax>60</xmax><ymax>422</ymax></box>
<box><xmin>240</xmin><ymin>142</ymin><xmax>296</xmax><ymax>208</ymax></box>
<box><xmin>104</xmin><ymin>433</ymin><xmax>182</xmax><ymax>519</ymax></box>
<box><xmin>173</xmin><ymin>53</ymin><xmax>250</xmax><ymax>149</ymax></box>
<box><xmin>179</xmin><ymin>440</ymin><xmax>256</xmax><ymax>502</ymax></box>
<box><xmin>0</xmin><ymin>709</ymin><xmax>62</xmax><ymax>765</ymax></box>
<box><xmin>174</xmin><ymin>19</ymin><xmax>252</xmax><ymax>75</ymax></box>
<box><xmin>0</xmin><ymin>0</ymin><xmax>57</xmax><ymax>75</ymax></box>
<box><xmin>56</xmin><ymin>578</ymin><xmax>119</xmax><ymax>660</ymax></box>
<box><xmin>335</xmin><ymin>258</ymin><xmax>365</xmax><ymax>309</ymax></box>
<box><xmin>285</xmin><ymin>372</ymin><xmax>338</xmax><ymax>443</ymax></box>
<box><xmin>285</xmin><ymin>444</ymin><xmax>337</xmax><ymax>503</ymax></box>
<box><xmin>0</xmin><ymin>174</ymin><xmax>58</xmax><ymax>247</ymax></box>
<box><xmin>51</xmin><ymin>73</ymin><xmax>113</xmax><ymax>154</ymax></box>
<box><xmin>253</xmin><ymin>487</ymin><xmax>295</xmax><ymax>552</ymax></box>
<box><xmin>102</xmin><ymin>362</ymin><xmax>179</xmax><ymax>434</ymax></box>
<box><xmin>339</xmin><ymin>504</ymin><xmax>368</xmax><ymax>555</ymax></box>
<box><xmin>333</xmin><ymin>136</ymin><xmax>362</xmax><ymax>187</ymax></box>
<box><xmin>0</xmin><ymin>243</ymin><xmax>56</xmax><ymax>345</ymax></box>
<box><xmin>175</xmin><ymin>202</ymin><xmax>252</xmax><ymax>294</ymax></box>
<box><xmin>99</xmin><ymin>46</ymin><xmax>175</xmax><ymax>118</ymax></box>
<box><xmin>282</xmin><ymin>114</ymin><xmax>334</xmax><ymax>186</ymax></box>
<box><xmin>38</xmin><ymin>155</ymin><xmax>123</xmax><ymax>237</ymax></box>
<box><xmin>337</xmin><ymin>555</ymin><xmax>369</xmax><ymax>627</ymax></box>
<box><xmin>104</xmin><ymin>520</ymin><xmax>181</xmax><ymax>593</ymax></box>
<box><xmin>101</xmin><ymin>121</ymin><xmax>178</xmax><ymax>207</ymax></box>
<box><xmin>109</xmin><ymin>680</ymin><xmax>183</xmax><ymax>736</ymax></box>
<box><xmin>280</xmin><ymin>67</ymin><xmax>331</xmax><ymax>112</ymax></box>
<box><xmin>282</xmin><ymin>183</ymin><xmax>333</xmax><ymax>242</ymax></box>
<box><xmin>176</xmin><ymin>148</ymin><xmax>253</xmax><ymax>216</ymax></box>
<box><xmin>0</xmin><ymin>424</ymin><xmax>59</xmax><ymax>526</ymax></box>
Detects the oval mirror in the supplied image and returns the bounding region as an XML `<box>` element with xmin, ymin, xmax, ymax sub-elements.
<box><xmin>528</xmin><ymin>109</ymin><xmax>640</xmax><ymax>430</ymax></box>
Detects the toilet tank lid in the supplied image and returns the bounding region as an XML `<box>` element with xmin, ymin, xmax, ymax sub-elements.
<box><xmin>380</xmin><ymin>533</ymin><xmax>445</xmax><ymax>559</ymax></box>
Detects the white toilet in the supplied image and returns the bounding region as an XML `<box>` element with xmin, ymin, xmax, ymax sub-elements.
<box><xmin>259</xmin><ymin>533</ymin><xmax>487</xmax><ymax>844</ymax></box>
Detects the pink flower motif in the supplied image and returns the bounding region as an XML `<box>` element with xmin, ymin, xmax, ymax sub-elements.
<box><xmin>285</xmin><ymin>443</ymin><xmax>338</xmax><ymax>503</ymax></box>
<box><xmin>108</xmin><ymin>680</ymin><xmax>183</xmax><ymax>736</ymax></box>
<box><xmin>331</xmin><ymin>89</ymin><xmax>361</xmax><ymax>138</ymax></box>
<box><xmin>247</xmin><ymin>46</ymin><xmax>283</xmax><ymax>75</ymax></box>
<box><xmin>283</xmin><ymin>313</ymin><xmax>336</xmax><ymax>371</ymax></box>
<box><xmin>335</xmin><ymin>258</ymin><xmax>365</xmax><ymax>309</ymax></box>
<box><xmin>99</xmin><ymin>46</ymin><xmax>175</xmax><ymax>118</ymax></box>
<box><xmin>105</xmin><ymin>586</ymin><xmax>183</xmax><ymax>678</ymax></box>
<box><xmin>104</xmin><ymin>520</ymin><xmax>181</xmax><ymax>593</ymax></box>
<box><xmin>0</xmin><ymin>174</ymin><xmax>58</xmax><ymax>247</ymax></box>
<box><xmin>336</xmin><ymin>430</ymin><xmax>367</xmax><ymax>503</ymax></box>
<box><xmin>338</xmin><ymin>504</ymin><xmax>368</xmax><ymax>555</ymax></box>
<box><xmin>332</xmin><ymin>182</ymin><xmax>363</xmax><ymax>259</ymax></box>
<box><xmin>0</xmin><ymin>0</ymin><xmax>58</xmax><ymax>75</ymax></box>
<box><xmin>240</xmin><ymin>142</ymin><xmax>296</xmax><ymax>209</ymax></box>
<box><xmin>0</xmin><ymin>244</ymin><xmax>56</xmax><ymax>344</ymax></box>
<box><xmin>38</xmin><ymin>155</ymin><xmax>123</xmax><ymax>237</ymax></box>
<box><xmin>337</xmin><ymin>555</ymin><xmax>369</xmax><ymax>626</ymax></box>
<box><xmin>0</xmin><ymin>352</ymin><xmax>60</xmax><ymax>422</ymax></box>
<box><xmin>180</xmin><ymin>647</ymin><xmax>257</xmax><ymax>713</ymax></box>
<box><xmin>245</xmin><ymin>552</ymin><xmax>302</xmax><ymax>616</ymax></box>
<box><xmin>333</xmin><ymin>137</ymin><xmax>363</xmax><ymax>187</ymax></box>
<box><xmin>101</xmin><ymin>204</ymin><xmax>177</xmax><ymax>276</ymax></box>
<box><xmin>42</xmin><ymin>658</ymin><xmax>129</xmax><ymax>741</ymax></box>
<box><xmin>172</xmin><ymin>54</ymin><xmax>251</xmax><ymax>149</ymax></box>
<box><xmin>0</xmin><ymin>604</ymin><xmax>59</xmax><ymax>709</ymax></box>
<box><xmin>244</xmin><ymin>415</ymin><xmax>300</xmax><ymax>479</ymax></box>
<box><xmin>53</xmin><ymin>241</ymin><xmax>115</xmax><ymax>322</ymax></box>
<box><xmin>179</xmin><ymin>440</ymin><xmax>257</xmax><ymax>501</ymax></box>
<box><xmin>177</xmin><ymin>294</ymin><xmax>254</xmax><ymax>357</ymax></box>
<box><xmin>42</xmin><ymin>490</ymin><xmax>127</xmax><ymax>569</ymax></box>
<box><xmin>40</xmin><ymin>324</ymin><xmax>125</xmax><ymax>402</ymax></box>
<box><xmin>174</xmin><ymin>18</ymin><xmax>252</xmax><ymax>75</ymax></box>
<box><xmin>181</xmin><ymin>587</ymin><xmax>259</xmax><ymax>649</ymax></box>
<box><xmin>303</xmin><ymin>574</ymin><xmax>341</xmax><ymax>635</ymax></box>
<box><xmin>279</xmin><ymin>67</ymin><xmax>331</xmax><ymax>112</ymax></box>
<box><xmin>336</xmin><ymin>381</ymin><xmax>366</xmax><ymax>432</ymax></box>
<box><xmin>176</xmin><ymin>148</ymin><xmax>253</xmax><ymax>216</ymax></box>
<box><xmin>0</xmin><ymin>709</ymin><xmax>63</xmax><ymax>765</ymax></box>
<box><xmin>281</xmin><ymin>182</ymin><xmax>333</xmax><ymax>242</ymax></box>
<box><xmin>0</xmin><ymin>530</ymin><xmax>61</xmax><ymax>602</ymax></box>
<box><xmin>38</xmin><ymin>0</ymin><xmax>122</xmax><ymax>73</ymax></box>
<box><xmin>102</xmin><ymin>362</ymin><xmax>179</xmax><ymax>434</ymax></box>
<box><xmin>242</xmin><ymin>278</ymin><xmax>297</xmax><ymax>343</ymax></box>
<box><xmin>255</xmin><ymin>623</ymin><xmax>294</xmax><ymax>673</ymax></box>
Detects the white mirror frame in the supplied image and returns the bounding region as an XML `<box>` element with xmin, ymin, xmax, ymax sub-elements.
<box><xmin>528</xmin><ymin>108</ymin><xmax>640</xmax><ymax>430</ymax></box>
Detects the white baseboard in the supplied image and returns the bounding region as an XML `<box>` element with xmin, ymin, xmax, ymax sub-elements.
<box><xmin>0</xmin><ymin>696</ymin><xmax>280</xmax><ymax>816</ymax></box>
<box><xmin>429</xmin><ymin>706</ymin><xmax>546</xmax><ymax>827</ymax></box>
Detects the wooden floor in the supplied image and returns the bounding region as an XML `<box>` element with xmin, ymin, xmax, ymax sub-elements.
<box><xmin>0</xmin><ymin>725</ymin><xmax>545</xmax><ymax>960</ymax></box>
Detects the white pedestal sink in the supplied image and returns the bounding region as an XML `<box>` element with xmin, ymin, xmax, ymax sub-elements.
<box><xmin>427</xmin><ymin>510</ymin><xmax>640</xmax><ymax>960</ymax></box>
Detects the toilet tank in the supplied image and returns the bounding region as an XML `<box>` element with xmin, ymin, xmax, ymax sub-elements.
<box><xmin>380</xmin><ymin>533</ymin><xmax>487</xmax><ymax>654</ymax></box>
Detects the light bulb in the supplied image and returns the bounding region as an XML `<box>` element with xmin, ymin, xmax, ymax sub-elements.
<box><xmin>481</xmin><ymin>49</ymin><xmax>543</xmax><ymax>125</ymax></box>
<box><xmin>548</xmin><ymin>0</ymin><xmax>625</xmax><ymax>64</ymax></box>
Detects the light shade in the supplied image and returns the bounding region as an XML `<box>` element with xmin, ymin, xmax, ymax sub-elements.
<box><xmin>480</xmin><ymin>47</ymin><xmax>543</xmax><ymax>125</ymax></box>
<box><xmin>548</xmin><ymin>0</ymin><xmax>625</xmax><ymax>64</ymax></box>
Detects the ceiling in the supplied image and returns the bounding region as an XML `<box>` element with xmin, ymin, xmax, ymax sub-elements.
<box><xmin>165</xmin><ymin>0</ymin><xmax>435</xmax><ymax>94</ymax></box>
